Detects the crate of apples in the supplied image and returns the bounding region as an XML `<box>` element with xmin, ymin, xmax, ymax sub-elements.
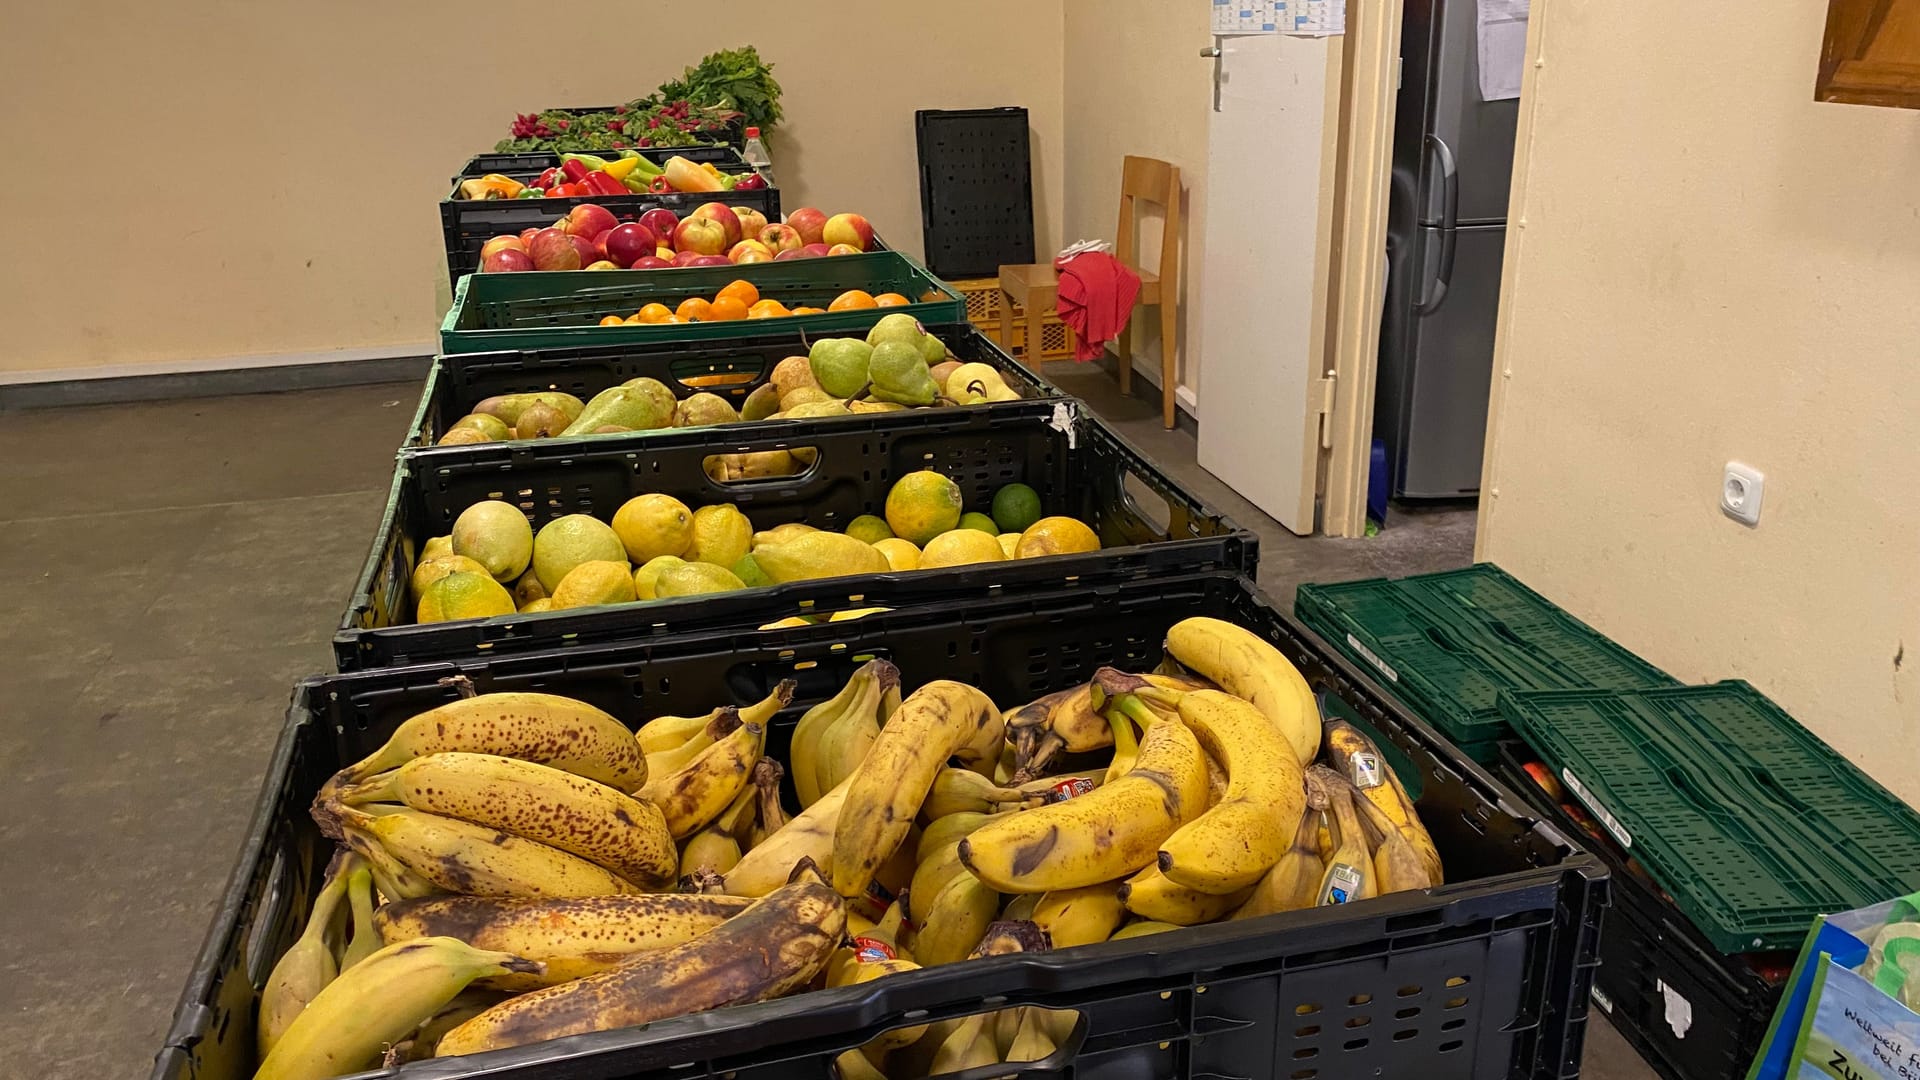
<box><xmin>480</xmin><ymin>204</ymin><xmax>877</xmax><ymax>274</ymax></box>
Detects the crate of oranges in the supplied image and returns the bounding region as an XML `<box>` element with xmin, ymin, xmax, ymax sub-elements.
<box><xmin>441</xmin><ymin>251</ymin><xmax>967</xmax><ymax>354</ymax></box>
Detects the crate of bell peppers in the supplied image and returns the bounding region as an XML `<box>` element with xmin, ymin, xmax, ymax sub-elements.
<box><xmin>440</xmin><ymin>148</ymin><xmax>779</xmax><ymax>283</ymax></box>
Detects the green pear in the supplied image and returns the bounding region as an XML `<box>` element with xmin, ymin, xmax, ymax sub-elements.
<box><xmin>563</xmin><ymin>384</ymin><xmax>674</xmax><ymax>435</ymax></box>
<box><xmin>866</xmin><ymin>313</ymin><xmax>925</xmax><ymax>349</ymax></box>
<box><xmin>740</xmin><ymin>382</ymin><xmax>782</xmax><ymax>421</ymax></box>
<box><xmin>869</xmin><ymin>341</ymin><xmax>940</xmax><ymax>406</ymax></box>
<box><xmin>808</xmin><ymin>338</ymin><xmax>873</xmax><ymax>398</ymax></box>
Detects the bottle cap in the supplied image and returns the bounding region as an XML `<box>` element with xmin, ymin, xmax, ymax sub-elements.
<box><xmin>746</xmin><ymin>126</ymin><xmax>761</xmax><ymax>137</ymax></box>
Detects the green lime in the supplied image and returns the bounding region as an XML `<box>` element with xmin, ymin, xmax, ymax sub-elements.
<box><xmin>845</xmin><ymin>514</ymin><xmax>895</xmax><ymax>544</ymax></box>
<box><xmin>731</xmin><ymin>553</ymin><xmax>771</xmax><ymax>588</ymax></box>
<box><xmin>990</xmin><ymin>483</ymin><xmax>1043</xmax><ymax>534</ymax></box>
<box><xmin>959</xmin><ymin>512</ymin><xmax>999</xmax><ymax>534</ymax></box>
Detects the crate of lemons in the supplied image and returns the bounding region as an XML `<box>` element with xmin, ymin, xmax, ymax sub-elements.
<box><xmin>412</xmin><ymin>471</ymin><xmax>1097</xmax><ymax>625</ymax></box>
<box><xmin>434</xmin><ymin>310</ymin><xmax>1026</xmax><ymax>453</ymax></box>
<box><xmin>254</xmin><ymin>617</ymin><xmax>1443</xmax><ymax>1079</ymax></box>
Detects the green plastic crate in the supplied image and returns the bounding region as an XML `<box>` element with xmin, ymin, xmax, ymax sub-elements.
<box><xmin>1500</xmin><ymin>682</ymin><xmax>1920</xmax><ymax>953</ymax></box>
<box><xmin>1294</xmin><ymin>564</ymin><xmax>1676</xmax><ymax>758</ymax></box>
<box><xmin>440</xmin><ymin>251</ymin><xmax>966</xmax><ymax>354</ymax></box>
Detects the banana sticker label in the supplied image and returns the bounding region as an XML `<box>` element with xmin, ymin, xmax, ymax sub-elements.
<box><xmin>1321</xmin><ymin>863</ymin><xmax>1364</xmax><ymax>905</ymax></box>
<box><xmin>852</xmin><ymin>937</ymin><xmax>898</xmax><ymax>963</ymax></box>
<box><xmin>1042</xmin><ymin>777</ymin><xmax>1097</xmax><ymax>803</ymax></box>
<box><xmin>1348</xmin><ymin>752</ymin><xmax>1384</xmax><ymax>790</ymax></box>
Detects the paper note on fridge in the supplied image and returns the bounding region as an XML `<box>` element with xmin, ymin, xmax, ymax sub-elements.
<box><xmin>1477</xmin><ymin>0</ymin><xmax>1529</xmax><ymax>100</ymax></box>
<box><xmin>1210</xmin><ymin>0</ymin><xmax>1344</xmax><ymax>37</ymax></box>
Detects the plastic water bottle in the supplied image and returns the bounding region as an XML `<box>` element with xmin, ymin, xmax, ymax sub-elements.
<box><xmin>741</xmin><ymin>126</ymin><xmax>774</xmax><ymax>186</ymax></box>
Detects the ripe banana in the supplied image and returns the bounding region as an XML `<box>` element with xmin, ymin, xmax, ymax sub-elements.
<box><xmin>336</xmin><ymin>751</ymin><xmax>677</xmax><ymax>888</ymax></box>
<box><xmin>1147</xmin><ymin>687</ymin><xmax>1306</xmax><ymax>894</ymax></box>
<box><xmin>375</xmin><ymin>892</ymin><xmax>752</xmax><ymax>990</ymax></box>
<box><xmin>640</xmin><ymin>714</ymin><xmax>767</xmax><ymax>839</ymax></box>
<box><xmin>928</xmin><ymin>1012</ymin><xmax>999</xmax><ymax>1075</ymax></box>
<box><xmin>333</xmin><ymin>692</ymin><xmax>647</xmax><ymax>793</ymax></box>
<box><xmin>1351</xmin><ymin>783</ymin><xmax>1435</xmax><ymax>895</ymax></box>
<box><xmin>255</xmin><ymin>936</ymin><xmax>541</xmax><ymax>1080</ymax></box>
<box><xmin>835</xmin><ymin>1047</ymin><xmax>890</xmax><ymax>1080</ymax></box>
<box><xmin>960</xmin><ymin>696</ymin><xmax>1209</xmax><ymax>893</ymax></box>
<box><xmin>854</xmin><ymin>832</ymin><xmax>919</xmax><ymax>924</ymax></box>
<box><xmin>1118</xmin><ymin>865</ymin><xmax>1251</xmax><ymax>925</ymax></box>
<box><xmin>824</xmin><ymin>902</ymin><xmax>929</xmax><ymax>1051</ymax></box>
<box><xmin>1101</xmin><ymin>705</ymin><xmax>1143</xmax><ymax>783</ymax></box>
<box><xmin>907</xmin><ymin>840</ymin><xmax>972</xmax><ymax>923</ymax></box>
<box><xmin>832</xmin><ymin>681</ymin><xmax>1003</xmax><ymax>900</ymax></box>
<box><xmin>257</xmin><ymin>850</ymin><xmax>356</xmax><ymax>1057</ymax></box>
<box><xmin>645</xmin><ymin>709</ymin><xmax>734</xmax><ymax>778</ymax></box>
<box><xmin>1164</xmin><ymin>617</ymin><xmax>1320</xmax><ymax>766</ymax></box>
<box><xmin>916</xmin><ymin>809</ymin><xmax>1008</xmax><ymax>862</ymax></box>
<box><xmin>1032</xmin><ymin>880</ymin><xmax>1128</xmax><ymax>948</ymax></box>
<box><xmin>1232</xmin><ymin>803</ymin><xmax>1325</xmax><ymax>920</ymax></box>
<box><xmin>331</xmin><ymin>803</ymin><xmax>640</xmax><ymax>899</ymax></box>
<box><xmin>746</xmin><ymin>758</ymin><xmax>790</xmax><ymax>849</ymax></box>
<box><xmin>338</xmin><ymin>865</ymin><xmax>381</xmax><ymax>971</ymax></box>
<box><xmin>1312</xmin><ymin>766</ymin><xmax>1379</xmax><ymax>906</ymax></box>
<box><xmin>1002</xmin><ymin>891</ymin><xmax>1042</xmax><ymax>922</ymax></box>
<box><xmin>1007</xmin><ymin>1006</ymin><xmax>1062</xmax><ymax>1063</ymax></box>
<box><xmin>723</xmin><ymin>777</ymin><xmax>848</xmax><ymax>897</ymax></box>
<box><xmin>435</xmin><ymin>861</ymin><xmax>844</xmax><ymax>1057</ymax></box>
<box><xmin>812</xmin><ymin>668</ymin><xmax>891</xmax><ymax>804</ymax></box>
<box><xmin>905</xmin><ymin>870</ymin><xmax>1000</xmax><ymax>966</ymax></box>
<box><xmin>398</xmin><ymin>990</ymin><xmax>508</xmax><ymax>1062</ymax></box>
<box><xmin>636</xmin><ymin>705</ymin><xmax>729</xmax><ymax>754</ymax></box>
<box><xmin>1321</xmin><ymin>719</ymin><xmax>1441</xmax><ymax>886</ymax></box>
<box><xmin>341</xmin><ymin>831</ymin><xmax>437</xmax><ymax>903</ymax></box>
<box><xmin>1013</xmin><ymin>674</ymin><xmax>1209</xmax><ymax>779</ymax></box>
<box><xmin>970</xmin><ymin>919</ymin><xmax>1052</xmax><ymax>958</ymax></box>
<box><xmin>1109</xmin><ymin>920</ymin><xmax>1180</xmax><ymax>940</ymax></box>
<box><xmin>922</xmin><ymin>767</ymin><xmax>1031</xmax><ymax>819</ymax></box>
<box><xmin>791</xmin><ymin>662</ymin><xmax>886</xmax><ymax>807</ymax></box>
<box><xmin>678</xmin><ymin>780</ymin><xmax>757</xmax><ymax>880</ymax></box>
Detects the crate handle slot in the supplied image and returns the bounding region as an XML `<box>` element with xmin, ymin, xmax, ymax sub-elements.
<box><xmin>1115</xmin><ymin>466</ymin><xmax>1176</xmax><ymax>541</ymax></box>
<box><xmin>702</xmin><ymin>447</ymin><xmax>822</xmax><ymax>487</ymax></box>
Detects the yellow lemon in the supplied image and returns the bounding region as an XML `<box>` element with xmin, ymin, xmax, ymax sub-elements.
<box><xmin>1015</xmin><ymin>517</ymin><xmax>1101</xmax><ymax>559</ymax></box>
<box><xmin>655</xmin><ymin>562</ymin><xmax>748</xmax><ymax>598</ymax></box>
<box><xmin>519</xmin><ymin>597</ymin><xmax>556</xmax><ymax>613</ymax></box>
<box><xmin>532</xmin><ymin>514</ymin><xmax>626</xmax><ymax>591</ymax></box>
<box><xmin>451</xmin><ymin>501</ymin><xmax>534</xmax><ymax>582</ymax></box>
<box><xmin>550</xmin><ymin>560</ymin><xmax>638</xmax><ymax>609</ymax></box>
<box><xmin>753</xmin><ymin>523</ymin><xmax>818</xmax><ymax>549</ymax></box>
<box><xmin>612</xmin><ymin>493</ymin><xmax>694</xmax><ymax>563</ymax></box>
<box><xmin>845</xmin><ymin>514</ymin><xmax>895</xmax><ymax>544</ymax></box>
<box><xmin>884</xmin><ymin>470</ymin><xmax>963</xmax><ymax>545</ymax></box>
<box><xmin>420</xmin><ymin>535</ymin><xmax>454</xmax><ymax>562</ymax></box>
<box><xmin>411</xmin><ymin>554</ymin><xmax>491</xmax><ymax>601</ymax></box>
<box><xmin>919</xmin><ymin>528</ymin><xmax>1008</xmax><ymax>569</ymax></box>
<box><xmin>872</xmin><ymin>538</ymin><xmax>922</xmax><ymax>571</ymax></box>
<box><xmin>687</xmin><ymin>504</ymin><xmax>753</xmax><ymax>568</ymax></box>
<box><xmin>997</xmin><ymin>533</ymin><xmax>1022</xmax><ymax>558</ymax></box>
<box><xmin>417</xmin><ymin>571</ymin><xmax>515</xmax><ymax>624</ymax></box>
<box><xmin>633</xmin><ymin>556</ymin><xmax>687</xmax><ymax>600</ymax></box>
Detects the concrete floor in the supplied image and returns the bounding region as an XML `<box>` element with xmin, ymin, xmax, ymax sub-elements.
<box><xmin>0</xmin><ymin>374</ymin><xmax>1652</xmax><ymax>1080</ymax></box>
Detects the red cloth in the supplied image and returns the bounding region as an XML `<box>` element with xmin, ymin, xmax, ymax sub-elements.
<box><xmin>1052</xmin><ymin>251</ymin><xmax>1141</xmax><ymax>362</ymax></box>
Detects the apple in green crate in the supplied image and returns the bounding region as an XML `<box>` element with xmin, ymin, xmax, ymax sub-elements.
<box><xmin>480</xmin><ymin>235</ymin><xmax>525</xmax><ymax>261</ymax></box>
<box><xmin>823</xmin><ymin>213</ymin><xmax>874</xmax><ymax>251</ymax></box>
<box><xmin>801</xmin><ymin>242</ymin><xmax>832</xmax><ymax>257</ymax></box>
<box><xmin>603</xmin><ymin>223</ymin><xmax>659</xmax><ymax>268</ymax></box>
<box><xmin>562</xmin><ymin>203</ymin><xmax>619</xmax><ymax>237</ymax></box>
<box><xmin>673</xmin><ymin>215</ymin><xmax>732</xmax><ymax>256</ymax></box>
<box><xmin>690</xmin><ymin>202</ymin><xmax>744</xmax><ymax>247</ymax></box>
<box><xmin>730</xmin><ymin>240</ymin><xmax>773</xmax><ymax>262</ymax></box>
<box><xmin>786</xmin><ymin>207</ymin><xmax>829</xmax><ymax>245</ymax></box>
<box><xmin>733</xmin><ymin>207</ymin><xmax>769</xmax><ymax>237</ymax></box>
<box><xmin>482</xmin><ymin>248</ymin><xmax>534</xmax><ymax>272</ymax></box>
<box><xmin>528</xmin><ymin>228</ymin><xmax>582</xmax><ymax>271</ymax></box>
<box><xmin>759</xmin><ymin>224</ymin><xmax>803</xmax><ymax>254</ymax></box>
<box><xmin>640</xmin><ymin>207</ymin><xmax>679</xmax><ymax>238</ymax></box>
<box><xmin>827</xmin><ymin>243</ymin><xmax>862</xmax><ymax>256</ymax></box>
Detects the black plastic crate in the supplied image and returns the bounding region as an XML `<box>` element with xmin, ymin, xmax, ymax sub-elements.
<box><xmin>157</xmin><ymin>570</ymin><xmax>1607</xmax><ymax>1080</ymax></box>
<box><xmin>440</xmin><ymin>153</ymin><xmax>780</xmax><ymax>283</ymax></box>
<box><xmin>405</xmin><ymin>321</ymin><xmax>1065</xmax><ymax>451</ymax></box>
<box><xmin>1492</xmin><ymin>745</ymin><xmax>1783</xmax><ymax>1080</ymax></box>
<box><xmin>336</xmin><ymin>412</ymin><xmax>1256</xmax><ymax>670</ymax></box>
<box><xmin>916</xmin><ymin>107</ymin><xmax>1036</xmax><ymax>279</ymax></box>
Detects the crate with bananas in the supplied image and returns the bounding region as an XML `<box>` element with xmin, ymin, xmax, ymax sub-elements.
<box><xmin>162</xmin><ymin>575</ymin><xmax>1604</xmax><ymax>1080</ymax></box>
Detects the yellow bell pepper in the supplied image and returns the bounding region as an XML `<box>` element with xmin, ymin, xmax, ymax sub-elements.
<box><xmin>458</xmin><ymin>174</ymin><xmax>526</xmax><ymax>200</ymax></box>
<box><xmin>603</xmin><ymin>157</ymin><xmax>644</xmax><ymax>182</ymax></box>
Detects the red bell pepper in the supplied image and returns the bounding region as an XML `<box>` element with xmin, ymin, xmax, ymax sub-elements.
<box><xmin>581</xmin><ymin>171</ymin><xmax>627</xmax><ymax>197</ymax></box>
<box><xmin>647</xmin><ymin>174</ymin><xmax>673</xmax><ymax>194</ymax></box>
<box><xmin>532</xmin><ymin>167</ymin><xmax>561</xmax><ymax>190</ymax></box>
<box><xmin>560</xmin><ymin>158</ymin><xmax>593</xmax><ymax>184</ymax></box>
<box><xmin>547</xmin><ymin>182</ymin><xmax>588</xmax><ymax>198</ymax></box>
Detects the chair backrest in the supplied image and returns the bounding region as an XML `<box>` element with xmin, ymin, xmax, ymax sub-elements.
<box><xmin>1115</xmin><ymin>155</ymin><xmax>1181</xmax><ymax>285</ymax></box>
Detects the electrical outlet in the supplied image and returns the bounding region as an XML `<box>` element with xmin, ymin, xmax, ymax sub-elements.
<box><xmin>1722</xmin><ymin>463</ymin><xmax>1765</xmax><ymax>526</ymax></box>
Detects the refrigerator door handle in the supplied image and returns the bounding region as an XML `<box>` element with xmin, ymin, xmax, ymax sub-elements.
<box><xmin>1416</xmin><ymin>135</ymin><xmax>1459</xmax><ymax>314</ymax></box>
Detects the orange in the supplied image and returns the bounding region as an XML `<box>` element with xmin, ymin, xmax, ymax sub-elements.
<box><xmin>710</xmin><ymin>296</ymin><xmax>750</xmax><ymax>321</ymax></box>
<box><xmin>748</xmin><ymin>299</ymin><xmax>791</xmax><ymax>319</ymax></box>
<box><xmin>661</xmin><ymin>315</ymin><xmax>687</xmax><ymax>324</ymax></box>
<box><xmin>717</xmin><ymin>279</ymin><xmax>760</xmax><ymax>307</ymax></box>
<box><xmin>790</xmin><ymin>306</ymin><xmax>826</xmax><ymax>316</ymax></box>
<box><xmin>623</xmin><ymin>314</ymin><xmax>645</xmax><ymax>324</ymax></box>
<box><xmin>676</xmin><ymin>297</ymin><xmax>715</xmax><ymax>322</ymax></box>
<box><xmin>598</xmin><ymin>315</ymin><xmax>624</xmax><ymax>326</ymax></box>
<box><xmin>638</xmin><ymin>302</ymin><xmax>673</xmax><ymax>324</ymax></box>
<box><xmin>873</xmin><ymin>293</ymin><xmax>911</xmax><ymax>307</ymax></box>
<box><xmin>829</xmin><ymin>290</ymin><xmax>878</xmax><ymax>312</ymax></box>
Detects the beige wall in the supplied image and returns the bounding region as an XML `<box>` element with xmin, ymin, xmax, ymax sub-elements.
<box><xmin>1479</xmin><ymin>0</ymin><xmax>1920</xmax><ymax>801</ymax></box>
<box><xmin>0</xmin><ymin>1</ymin><xmax>1064</xmax><ymax>377</ymax></box>
<box><xmin>1061</xmin><ymin>1</ymin><xmax>1211</xmax><ymax>402</ymax></box>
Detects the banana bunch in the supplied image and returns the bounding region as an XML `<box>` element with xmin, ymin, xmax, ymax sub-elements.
<box><xmin>789</xmin><ymin>660</ymin><xmax>899</xmax><ymax>808</ymax></box>
<box><xmin>639</xmin><ymin>682</ymin><xmax>791</xmax><ymax>839</ymax></box>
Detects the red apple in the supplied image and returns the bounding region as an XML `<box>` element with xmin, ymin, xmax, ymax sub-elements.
<box><xmin>734</xmin><ymin>250</ymin><xmax>773</xmax><ymax>265</ymax></box>
<box><xmin>732</xmin><ymin>207</ymin><xmax>769</xmax><ymax>237</ymax></box>
<box><xmin>528</xmin><ymin>228</ymin><xmax>582</xmax><ymax>271</ymax></box>
<box><xmin>584</xmin><ymin>260</ymin><xmax>618</xmax><ymax>270</ymax></box>
<box><xmin>632</xmin><ymin>255</ymin><xmax>675</xmax><ymax>269</ymax></box>
<box><xmin>758</xmin><ymin>224</ymin><xmax>803</xmax><ymax>254</ymax></box>
<box><xmin>690</xmin><ymin>202</ymin><xmax>744</xmax><ymax>247</ymax></box>
<box><xmin>673</xmin><ymin>250</ymin><xmax>704</xmax><ymax>267</ymax></box>
<box><xmin>774</xmin><ymin>247</ymin><xmax>808</xmax><ymax>262</ymax></box>
<box><xmin>823</xmin><ymin>213</ymin><xmax>873</xmax><ymax>252</ymax></box>
<box><xmin>483</xmin><ymin>248</ymin><xmax>535</xmax><ymax>272</ymax></box>
<box><xmin>639</xmin><ymin>208</ymin><xmax>680</xmax><ymax>240</ymax></box>
<box><xmin>673</xmin><ymin>215</ymin><xmax>731</xmax><ymax>256</ymax></box>
<box><xmin>827</xmin><ymin>243</ymin><xmax>863</xmax><ymax>257</ymax></box>
<box><xmin>687</xmin><ymin>254</ymin><xmax>733</xmax><ymax>267</ymax></box>
<box><xmin>786</xmin><ymin>207</ymin><xmax>829</xmax><ymax>246</ymax></box>
<box><xmin>603</xmin><ymin>222</ymin><xmax>659</xmax><ymax>268</ymax></box>
<box><xmin>801</xmin><ymin>243</ymin><xmax>832</xmax><ymax>258</ymax></box>
<box><xmin>563</xmin><ymin>203</ymin><xmax>619</xmax><ymax>238</ymax></box>
<box><xmin>518</xmin><ymin>227</ymin><xmax>542</xmax><ymax>248</ymax></box>
<box><xmin>568</xmin><ymin>233</ymin><xmax>599</xmax><ymax>266</ymax></box>
<box><xmin>480</xmin><ymin>235</ymin><xmax>526</xmax><ymax>261</ymax></box>
<box><xmin>729</xmin><ymin>239</ymin><xmax>773</xmax><ymax>262</ymax></box>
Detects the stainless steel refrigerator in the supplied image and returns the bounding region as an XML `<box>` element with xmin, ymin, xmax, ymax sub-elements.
<box><xmin>1377</xmin><ymin>0</ymin><xmax>1520</xmax><ymax>498</ymax></box>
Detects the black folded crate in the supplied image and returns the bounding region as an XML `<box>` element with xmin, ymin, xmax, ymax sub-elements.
<box><xmin>404</xmin><ymin>321</ymin><xmax>1066</xmax><ymax>452</ymax></box>
<box><xmin>440</xmin><ymin>147</ymin><xmax>779</xmax><ymax>283</ymax></box>
<box><xmin>159</xmin><ymin>570</ymin><xmax>1608</xmax><ymax>1080</ymax></box>
<box><xmin>1491</xmin><ymin>744</ymin><xmax>1784</xmax><ymax>1080</ymax></box>
<box><xmin>337</xmin><ymin>412</ymin><xmax>1255</xmax><ymax>670</ymax></box>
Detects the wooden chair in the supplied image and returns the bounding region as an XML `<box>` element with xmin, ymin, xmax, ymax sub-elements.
<box><xmin>998</xmin><ymin>155</ymin><xmax>1183</xmax><ymax>427</ymax></box>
